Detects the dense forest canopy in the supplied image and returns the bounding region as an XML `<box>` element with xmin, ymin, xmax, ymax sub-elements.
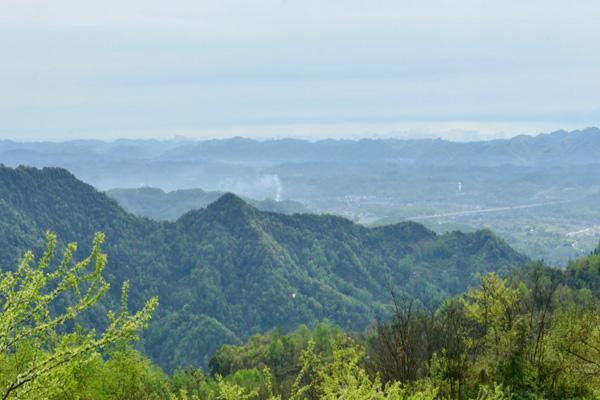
<box><xmin>0</xmin><ymin>165</ymin><xmax>527</xmax><ymax>371</ymax></box>
<box><xmin>199</xmin><ymin>254</ymin><xmax>600</xmax><ymax>399</ymax></box>
<box><xmin>1</xmin><ymin>233</ymin><xmax>598</xmax><ymax>399</ymax></box>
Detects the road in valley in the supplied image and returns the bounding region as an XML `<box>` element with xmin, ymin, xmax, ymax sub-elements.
<box><xmin>409</xmin><ymin>201</ymin><xmax>570</xmax><ymax>221</ymax></box>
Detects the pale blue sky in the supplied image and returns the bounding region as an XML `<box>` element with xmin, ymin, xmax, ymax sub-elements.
<box><xmin>1</xmin><ymin>0</ymin><xmax>599</xmax><ymax>141</ymax></box>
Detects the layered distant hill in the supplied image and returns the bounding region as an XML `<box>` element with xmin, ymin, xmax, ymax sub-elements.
<box><xmin>157</xmin><ymin>127</ymin><xmax>600</xmax><ymax>167</ymax></box>
<box><xmin>107</xmin><ymin>187</ymin><xmax>310</xmax><ymax>221</ymax></box>
<box><xmin>0</xmin><ymin>166</ymin><xmax>528</xmax><ymax>370</ymax></box>
<box><xmin>0</xmin><ymin>128</ymin><xmax>599</xmax><ymax>191</ymax></box>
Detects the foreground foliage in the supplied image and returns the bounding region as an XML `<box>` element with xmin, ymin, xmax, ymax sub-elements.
<box><xmin>0</xmin><ymin>233</ymin><xmax>157</xmax><ymax>399</ymax></box>
<box><xmin>0</xmin><ymin>231</ymin><xmax>599</xmax><ymax>398</ymax></box>
<box><xmin>161</xmin><ymin>258</ymin><xmax>600</xmax><ymax>399</ymax></box>
<box><xmin>4</xmin><ymin>254</ymin><xmax>595</xmax><ymax>399</ymax></box>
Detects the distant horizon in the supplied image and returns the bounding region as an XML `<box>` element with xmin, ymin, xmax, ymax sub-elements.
<box><xmin>1</xmin><ymin>124</ymin><xmax>598</xmax><ymax>144</ymax></box>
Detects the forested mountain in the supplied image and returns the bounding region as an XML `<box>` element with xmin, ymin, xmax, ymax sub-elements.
<box><xmin>107</xmin><ymin>187</ymin><xmax>309</xmax><ymax>221</ymax></box>
<box><xmin>0</xmin><ymin>165</ymin><xmax>527</xmax><ymax>370</ymax></box>
<box><xmin>202</xmin><ymin>255</ymin><xmax>600</xmax><ymax>399</ymax></box>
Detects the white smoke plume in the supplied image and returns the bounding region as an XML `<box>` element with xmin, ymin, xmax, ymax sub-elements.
<box><xmin>258</xmin><ymin>174</ymin><xmax>282</xmax><ymax>201</ymax></box>
<box><xmin>219</xmin><ymin>174</ymin><xmax>283</xmax><ymax>201</ymax></box>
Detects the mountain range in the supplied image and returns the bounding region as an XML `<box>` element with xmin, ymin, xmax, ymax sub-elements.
<box><xmin>0</xmin><ymin>128</ymin><xmax>598</xmax><ymax>192</ymax></box>
<box><xmin>0</xmin><ymin>166</ymin><xmax>528</xmax><ymax>370</ymax></box>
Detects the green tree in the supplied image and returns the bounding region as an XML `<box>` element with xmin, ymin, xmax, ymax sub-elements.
<box><xmin>0</xmin><ymin>232</ymin><xmax>157</xmax><ymax>399</ymax></box>
<box><xmin>292</xmin><ymin>341</ymin><xmax>438</xmax><ymax>400</ymax></box>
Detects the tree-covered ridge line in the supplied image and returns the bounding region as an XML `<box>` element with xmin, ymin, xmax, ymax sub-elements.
<box><xmin>106</xmin><ymin>186</ymin><xmax>310</xmax><ymax>221</ymax></box>
<box><xmin>0</xmin><ymin>165</ymin><xmax>528</xmax><ymax>370</ymax></box>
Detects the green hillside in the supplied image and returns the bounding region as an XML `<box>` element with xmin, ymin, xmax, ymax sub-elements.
<box><xmin>0</xmin><ymin>166</ymin><xmax>528</xmax><ymax>371</ymax></box>
<box><xmin>203</xmin><ymin>254</ymin><xmax>600</xmax><ymax>399</ymax></box>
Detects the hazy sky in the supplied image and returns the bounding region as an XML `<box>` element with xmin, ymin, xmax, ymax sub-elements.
<box><xmin>1</xmin><ymin>0</ymin><xmax>599</xmax><ymax>141</ymax></box>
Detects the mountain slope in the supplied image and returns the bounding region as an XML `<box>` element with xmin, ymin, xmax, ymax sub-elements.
<box><xmin>0</xmin><ymin>166</ymin><xmax>528</xmax><ymax>370</ymax></box>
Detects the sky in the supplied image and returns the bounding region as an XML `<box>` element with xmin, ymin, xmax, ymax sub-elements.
<box><xmin>1</xmin><ymin>0</ymin><xmax>599</xmax><ymax>141</ymax></box>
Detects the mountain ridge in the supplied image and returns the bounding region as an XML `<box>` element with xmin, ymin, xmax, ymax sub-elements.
<box><xmin>0</xmin><ymin>165</ymin><xmax>529</xmax><ymax>370</ymax></box>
